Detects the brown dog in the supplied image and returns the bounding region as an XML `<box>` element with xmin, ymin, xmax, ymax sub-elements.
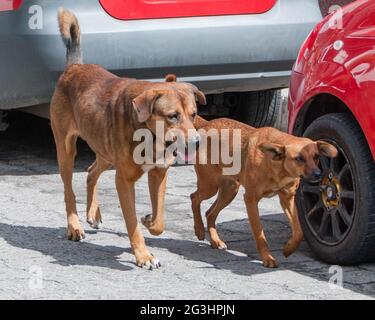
<box><xmin>51</xmin><ymin>9</ymin><xmax>205</xmax><ymax>268</ymax></box>
<box><xmin>191</xmin><ymin>117</ymin><xmax>338</xmax><ymax>267</ymax></box>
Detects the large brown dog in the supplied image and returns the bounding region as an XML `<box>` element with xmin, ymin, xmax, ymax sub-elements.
<box><xmin>191</xmin><ymin>117</ymin><xmax>338</xmax><ymax>267</ymax></box>
<box><xmin>51</xmin><ymin>9</ymin><xmax>205</xmax><ymax>268</ymax></box>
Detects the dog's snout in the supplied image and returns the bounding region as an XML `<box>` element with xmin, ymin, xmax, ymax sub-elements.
<box><xmin>311</xmin><ymin>168</ymin><xmax>322</xmax><ymax>181</ymax></box>
<box><xmin>189</xmin><ymin>134</ymin><xmax>201</xmax><ymax>149</ymax></box>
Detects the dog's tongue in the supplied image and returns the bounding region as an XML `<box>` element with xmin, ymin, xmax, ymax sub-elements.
<box><xmin>184</xmin><ymin>150</ymin><xmax>195</xmax><ymax>162</ymax></box>
<box><xmin>177</xmin><ymin>148</ymin><xmax>196</xmax><ymax>163</ymax></box>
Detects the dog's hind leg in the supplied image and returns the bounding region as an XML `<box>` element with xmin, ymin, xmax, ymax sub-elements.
<box><xmin>52</xmin><ymin>123</ymin><xmax>83</xmax><ymax>241</ymax></box>
<box><xmin>244</xmin><ymin>191</ymin><xmax>278</xmax><ymax>268</ymax></box>
<box><xmin>86</xmin><ymin>156</ymin><xmax>111</xmax><ymax>229</ymax></box>
<box><xmin>206</xmin><ymin>178</ymin><xmax>239</xmax><ymax>250</ymax></box>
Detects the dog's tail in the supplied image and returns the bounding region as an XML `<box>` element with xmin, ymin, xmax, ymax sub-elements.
<box><xmin>58</xmin><ymin>8</ymin><xmax>82</xmax><ymax>66</ymax></box>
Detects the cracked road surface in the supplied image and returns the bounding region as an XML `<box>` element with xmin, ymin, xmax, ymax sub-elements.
<box><xmin>0</xmin><ymin>112</ymin><xmax>374</xmax><ymax>299</ymax></box>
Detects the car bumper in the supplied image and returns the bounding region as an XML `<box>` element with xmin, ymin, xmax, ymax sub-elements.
<box><xmin>0</xmin><ymin>0</ymin><xmax>321</xmax><ymax>109</ymax></box>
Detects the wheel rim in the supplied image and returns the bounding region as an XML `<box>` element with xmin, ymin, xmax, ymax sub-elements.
<box><xmin>298</xmin><ymin>139</ymin><xmax>356</xmax><ymax>246</ymax></box>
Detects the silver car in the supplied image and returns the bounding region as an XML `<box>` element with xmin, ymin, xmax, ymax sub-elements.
<box><xmin>0</xmin><ymin>0</ymin><xmax>334</xmax><ymax>127</ymax></box>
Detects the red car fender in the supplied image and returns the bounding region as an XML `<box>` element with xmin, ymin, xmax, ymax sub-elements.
<box><xmin>290</xmin><ymin>60</ymin><xmax>375</xmax><ymax>160</ymax></box>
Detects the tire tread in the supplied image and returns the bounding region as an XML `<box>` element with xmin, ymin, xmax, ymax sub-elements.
<box><xmin>235</xmin><ymin>90</ymin><xmax>281</xmax><ymax>128</ymax></box>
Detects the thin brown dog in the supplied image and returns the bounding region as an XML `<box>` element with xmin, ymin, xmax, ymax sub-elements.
<box><xmin>51</xmin><ymin>9</ymin><xmax>205</xmax><ymax>268</ymax></box>
<box><xmin>191</xmin><ymin>117</ymin><xmax>338</xmax><ymax>267</ymax></box>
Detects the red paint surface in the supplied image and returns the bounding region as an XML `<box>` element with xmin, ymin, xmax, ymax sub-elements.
<box><xmin>99</xmin><ymin>0</ymin><xmax>276</xmax><ymax>20</ymax></box>
<box><xmin>0</xmin><ymin>0</ymin><xmax>22</xmax><ymax>11</ymax></box>
<box><xmin>288</xmin><ymin>0</ymin><xmax>375</xmax><ymax>160</ymax></box>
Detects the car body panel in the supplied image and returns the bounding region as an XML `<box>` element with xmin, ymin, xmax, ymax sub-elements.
<box><xmin>0</xmin><ymin>0</ymin><xmax>22</xmax><ymax>11</ymax></box>
<box><xmin>0</xmin><ymin>0</ymin><xmax>321</xmax><ymax>110</ymax></box>
<box><xmin>99</xmin><ymin>0</ymin><xmax>277</xmax><ymax>20</ymax></box>
<box><xmin>288</xmin><ymin>0</ymin><xmax>375</xmax><ymax>160</ymax></box>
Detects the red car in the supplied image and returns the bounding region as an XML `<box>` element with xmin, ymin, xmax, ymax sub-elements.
<box><xmin>288</xmin><ymin>0</ymin><xmax>375</xmax><ymax>264</ymax></box>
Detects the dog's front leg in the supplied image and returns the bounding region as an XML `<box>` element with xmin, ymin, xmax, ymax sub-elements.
<box><xmin>115</xmin><ymin>170</ymin><xmax>160</xmax><ymax>269</ymax></box>
<box><xmin>244</xmin><ymin>192</ymin><xmax>278</xmax><ymax>268</ymax></box>
<box><xmin>141</xmin><ymin>168</ymin><xmax>168</xmax><ymax>236</ymax></box>
<box><xmin>278</xmin><ymin>187</ymin><xmax>304</xmax><ymax>258</ymax></box>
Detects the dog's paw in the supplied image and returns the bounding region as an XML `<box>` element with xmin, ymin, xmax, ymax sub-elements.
<box><xmin>87</xmin><ymin>208</ymin><xmax>102</xmax><ymax>229</ymax></box>
<box><xmin>141</xmin><ymin>214</ymin><xmax>164</xmax><ymax>236</ymax></box>
<box><xmin>283</xmin><ymin>236</ymin><xmax>303</xmax><ymax>258</ymax></box>
<box><xmin>141</xmin><ymin>214</ymin><xmax>152</xmax><ymax>228</ymax></box>
<box><xmin>67</xmin><ymin>224</ymin><xmax>85</xmax><ymax>241</ymax></box>
<box><xmin>194</xmin><ymin>225</ymin><xmax>205</xmax><ymax>241</ymax></box>
<box><xmin>136</xmin><ymin>253</ymin><xmax>161</xmax><ymax>270</ymax></box>
<box><xmin>210</xmin><ymin>239</ymin><xmax>227</xmax><ymax>250</ymax></box>
<box><xmin>87</xmin><ymin>216</ymin><xmax>101</xmax><ymax>229</ymax></box>
<box><xmin>283</xmin><ymin>238</ymin><xmax>302</xmax><ymax>258</ymax></box>
<box><xmin>261</xmin><ymin>254</ymin><xmax>278</xmax><ymax>268</ymax></box>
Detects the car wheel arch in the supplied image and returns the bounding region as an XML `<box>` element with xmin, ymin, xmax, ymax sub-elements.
<box><xmin>292</xmin><ymin>91</ymin><xmax>375</xmax><ymax>161</ymax></box>
<box><xmin>292</xmin><ymin>93</ymin><xmax>353</xmax><ymax>135</ymax></box>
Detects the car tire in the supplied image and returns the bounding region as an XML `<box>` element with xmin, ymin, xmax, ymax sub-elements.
<box><xmin>297</xmin><ymin>113</ymin><xmax>375</xmax><ymax>265</ymax></box>
<box><xmin>234</xmin><ymin>90</ymin><xmax>282</xmax><ymax>128</ymax></box>
<box><xmin>0</xmin><ymin>111</ymin><xmax>9</xmax><ymax>132</ymax></box>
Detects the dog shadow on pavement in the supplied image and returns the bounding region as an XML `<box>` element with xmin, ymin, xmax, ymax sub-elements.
<box><xmin>0</xmin><ymin>218</ymin><xmax>298</xmax><ymax>277</ymax></box>
<box><xmin>142</xmin><ymin>217</ymin><xmax>318</xmax><ymax>278</ymax></box>
<box><xmin>144</xmin><ymin>217</ymin><xmax>375</xmax><ymax>297</ymax></box>
<box><xmin>0</xmin><ymin>217</ymin><xmax>333</xmax><ymax>277</ymax></box>
<box><xmin>0</xmin><ymin>219</ymin><xmax>374</xmax><ymax>297</ymax></box>
<box><xmin>0</xmin><ymin>223</ymin><xmax>131</xmax><ymax>271</ymax></box>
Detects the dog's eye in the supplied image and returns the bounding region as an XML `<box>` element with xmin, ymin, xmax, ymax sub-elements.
<box><xmin>295</xmin><ymin>156</ymin><xmax>306</xmax><ymax>163</ymax></box>
<box><xmin>167</xmin><ymin>112</ymin><xmax>180</xmax><ymax>123</ymax></box>
<box><xmin>314</xmin><ymin>154</ymin><xmax>320</xmax><ymax>161</ymax></box>
<box><xmin>191</xmin><ymin>112</ymin><xmax>197</xmax><ymax>119</ymax></box>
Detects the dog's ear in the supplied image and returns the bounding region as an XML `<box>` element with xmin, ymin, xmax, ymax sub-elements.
<box><xmin>317</xmin><ymin>141</ymin><xmax>338</xmax><ymax>158</ymax></box>
<box><xmin>165</xmin><ymin>74</ymin><xmax>177</xmax><ymax>82</ymax></box>
<box><xmin>258</xmin><ymin>142</ymin><xmax>286</xmax><ymax>161</ymax></box>
<box><xmin>132</xmin><ymin>90</ymin><xmax>161</xmax><ymax>123</ymax></box>
<box><xmin>174</xmin><ymin>82</ymin><xmax>206</xmax><ymax>105</ymax></box>
<box><xmin>194</xmin><ymin>89</ymin><xmax>206</xmax><ymax>106</ymax></box>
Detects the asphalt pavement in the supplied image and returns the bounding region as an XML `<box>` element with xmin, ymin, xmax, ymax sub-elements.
<box><xmin>0</xmin><ymin>111</ymin><xmax>374</xmax><ymax>299</ymax></box>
